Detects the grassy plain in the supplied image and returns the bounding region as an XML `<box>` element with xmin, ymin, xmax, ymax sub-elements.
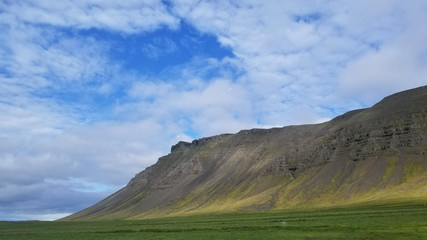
<box><xmin>1</xmin><ymin>202</ymin><xmax>426</xmax><ymax>240</ymax></box>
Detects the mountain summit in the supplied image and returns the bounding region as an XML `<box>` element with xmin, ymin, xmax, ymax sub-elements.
<box><xmin>65</xmin><ymin>86</ymin><xmax>427</xmax><ymax>220</ymax></box>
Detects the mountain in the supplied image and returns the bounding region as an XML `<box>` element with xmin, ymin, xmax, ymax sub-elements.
<box><xmin>65</xmin><ymin>86</ymin><xmax>427</xmax><ymax>220</ymax></box>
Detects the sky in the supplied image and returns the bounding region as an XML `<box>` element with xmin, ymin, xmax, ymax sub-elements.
<box><xmin>0</xmin><ymin>0</ymin><xmax>426</xmax><ymax>221</ymax></box>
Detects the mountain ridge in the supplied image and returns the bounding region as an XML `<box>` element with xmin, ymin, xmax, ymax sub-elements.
<box><xmin>64</xmin><ymin>86</ymin><xmax>427</xmax><ymax>220</ymax></box>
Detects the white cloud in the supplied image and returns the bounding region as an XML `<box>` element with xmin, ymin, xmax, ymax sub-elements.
<box><xmin>339</xmin><ymin>1</ymin><xmax>427</xmax><ymax>103</ymax></box>
<box><xmin>172</xmin><ymin>0</ymin><xmax>427</xmax><ymax>119</ymax></box>
<box><xmin>0</xmin><ymin>0</ymin><xmax>186</xmax><ymax>220</ymax></box>
<box><xmin>1</xmin><ymin>26</ymin><xmax>112</xmax><ymax>88</ymax></box>
<box><xmin>123</xmin><ymin>73</ymin><xmax>254</xmax><ymax>137</ymax></box>
<box><xmin>142</xmin><ymin>37</ymin><xmax>178</xmax><ymax>59</ymax></box>
<box><xmin>24</xmin><ymin>213</ymin><xmax>72</xmax><ymax>221</ymax></box>
<box><xmin>0</xmin><ymin>211</ymin><xmax>73</xmax><ymax>221</ymax></box>
<box><xmin>0</xmin><ymin>118</ymin><xmax>181</xmax><ymax>220</ymax></box>
<box><xmin>1</xmin><ymin>0</ymin><xmax>179</xmax><ymax>33</ymax></box>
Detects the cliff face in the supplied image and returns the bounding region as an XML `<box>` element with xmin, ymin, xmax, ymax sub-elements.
<box><xmin>65</xmin><ymin>86</ymin><xmax>427</xmax><ymax>220</ymax></box>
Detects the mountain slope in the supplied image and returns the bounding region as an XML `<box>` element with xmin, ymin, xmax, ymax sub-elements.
<box><xmin>65</xmin><ymin>86</ymin><xmax>427</xmax><ymax>220</ymax></box>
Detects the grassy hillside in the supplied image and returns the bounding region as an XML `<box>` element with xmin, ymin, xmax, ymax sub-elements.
<box><xmin>130</xmin><ymin>150</ymin><xmax>427</xmax><ymax>219</ymax></box>
<box><xmin>65</xmin><ymin>86</ymin><xmax>427</xmax><ymax>220</ymax></box>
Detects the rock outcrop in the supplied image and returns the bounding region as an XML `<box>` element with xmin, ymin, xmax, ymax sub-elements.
<box><xmin>65</xmin><ymin>86</ymin><xmax>427</xmax><ymax>220</ymax></box>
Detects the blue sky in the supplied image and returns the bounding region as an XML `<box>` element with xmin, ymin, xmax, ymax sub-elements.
<box><xmin>0</xmin><ymin>0</ymin><xmax>426</xmax><ymax>221</ymax></box>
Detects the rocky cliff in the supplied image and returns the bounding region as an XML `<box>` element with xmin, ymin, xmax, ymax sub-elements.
<box><xmin>65</xmin><ymin>86</ymin><xmax>427</xmax><ymax>220</ymax></box>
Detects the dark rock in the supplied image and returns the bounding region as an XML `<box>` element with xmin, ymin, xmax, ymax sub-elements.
<box><xmin>171</xmin><ymin>141</ymin><xmax>191</xmax><ymax>153</ymax></box>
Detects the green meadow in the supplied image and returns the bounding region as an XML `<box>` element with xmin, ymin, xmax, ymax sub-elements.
<box><xmin>1</xmin><ymin>202</ymin><xmax>426</xmax><ymax>240</ymax></box>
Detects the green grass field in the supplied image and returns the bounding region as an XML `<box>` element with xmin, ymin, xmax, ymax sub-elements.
<box><xmin>1</xmin><ymin>202</ymin><xmax>427</xmax><ymax>240</ymax></box>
